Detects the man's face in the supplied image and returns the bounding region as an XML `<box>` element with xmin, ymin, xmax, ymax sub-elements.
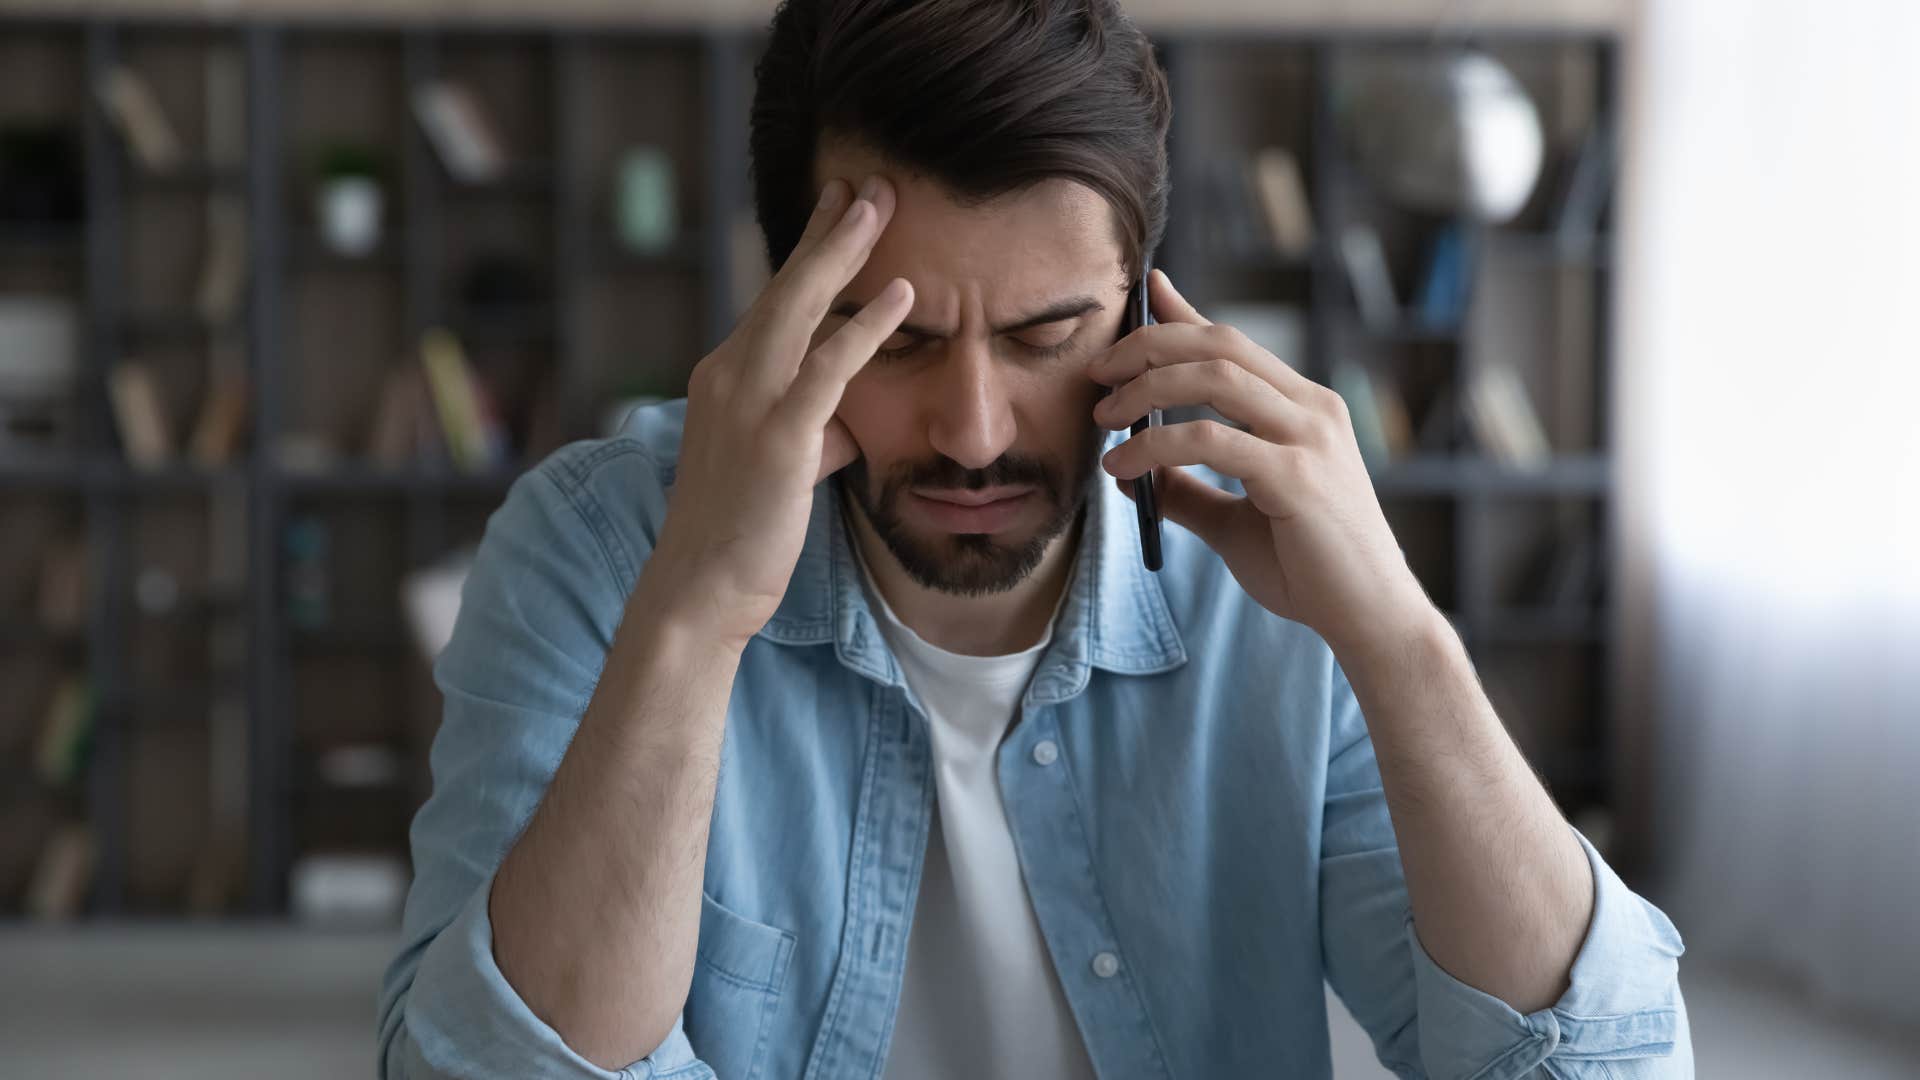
<box><xmin>811</xmin><ymin>139</ymin><xmax>1129</xmax><ymax>597</ymax></box>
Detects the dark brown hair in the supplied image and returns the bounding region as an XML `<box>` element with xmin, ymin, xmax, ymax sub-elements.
<box><xmin>750</xmin><ymin>0</ymin><xmax>1172</xmax><ymax>283</ymax></box>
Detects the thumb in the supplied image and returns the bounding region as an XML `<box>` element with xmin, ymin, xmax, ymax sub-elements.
<box><xmin>817</xmin><ymin>414</ymin><xmax>860</xmax><ymax>483</ymax></box>
<box><xmin>1114</xmin><ymin>465</ymin><xmax>1238</xmax><ymax>548</ymax></box>
<box><xmin>1148</xmin><ymin>268</ymin><xmax>1210</xmax><ymax>326</ymax></box>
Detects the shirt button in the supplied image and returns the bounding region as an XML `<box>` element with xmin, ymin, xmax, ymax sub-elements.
<box><xmin>1031</xmin><ymin>740</ymin><xmax>1059</xmax><ymax>766</ymax></box>
<box><xmin>1091</xmin><ymin>951</ymin><xmax>1120</xmax><ymax>979</ymax></box>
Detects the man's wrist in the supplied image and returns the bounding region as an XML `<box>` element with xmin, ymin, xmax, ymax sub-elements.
<box><xmin>625</xmin><ymin>565</ymin><xmax>755</xmax><ymax>660</ymax></box>
<box><xmin>1324</xmin><ymin>596</ymin><xmax>1460</xmax><ymax>689</ymax></box>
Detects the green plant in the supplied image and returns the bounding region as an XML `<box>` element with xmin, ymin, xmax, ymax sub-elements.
<box><xmin>315</xmin><ymin>143</ymin><xmax>385</xmax><ymax>183</ymax></box>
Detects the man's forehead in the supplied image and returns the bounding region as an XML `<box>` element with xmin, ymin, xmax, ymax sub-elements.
<box><xmin>814</xmin><ymin>141</ymin><xmax>1125</xmax><ymax>289</ymax></box>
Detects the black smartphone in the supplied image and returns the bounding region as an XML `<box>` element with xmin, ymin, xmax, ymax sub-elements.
<box><xmin>1119</xmin><ymin>258</ymin><xmax>1164</xmax><ymax>572</ymax></box>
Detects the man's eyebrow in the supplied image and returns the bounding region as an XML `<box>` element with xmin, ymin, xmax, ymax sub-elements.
<box><xmin>828</xmin><ymin>294</ymin><xmax>1105</xmax><ymax>337</ymax></box>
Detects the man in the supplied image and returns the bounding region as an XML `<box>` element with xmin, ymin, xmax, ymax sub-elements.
<box><xmin>378</xmin><ymin>1</ymin><xmax>1691</xmax><ymax>1077</ymax></box>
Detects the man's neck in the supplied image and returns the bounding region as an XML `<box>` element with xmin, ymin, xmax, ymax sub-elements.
<box><xmin>844</xmin><ymin>497</ymin><xmax>1082</xmax><ymax>658</ymax></box>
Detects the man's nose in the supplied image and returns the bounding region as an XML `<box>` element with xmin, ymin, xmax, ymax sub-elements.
<box><xmin>926</xmin><ymin>341</ymin><xmax>1016</xmax><ymax>472</ymax></box>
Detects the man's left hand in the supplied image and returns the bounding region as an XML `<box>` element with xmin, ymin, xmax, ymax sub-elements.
<box><xmin>1089</xmin><ymin>268</ymin><xmax>1438</xmax><ymax>655</ymax></box>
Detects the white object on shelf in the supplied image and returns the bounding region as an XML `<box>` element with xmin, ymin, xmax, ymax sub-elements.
<box><xmin>318</xmin><ymin>176</ymin><xmax>384</xmax><ymax>257</ymax></box>
<box><xmin>289</xmin><ymin>853</ymin><xmax>408</xmax><ymax>927</ymax></box>
<box><xmin>402</xmin><ymin>548</ymin><xmax>474</xmax><ymax>663</ymax></box>
<box><xmin>0</xmin><ymin>296</ymin><xmax>79</xmax><ymax>400</ymax></box>
<box><xmin>316</xmin><ymin>743</ymin><xmax>404</xmax><ymax>789</ymax></box>
<box><xmin>1339</xmin><ymin>49</ymin><xmax>1545</xmax><ymax>223</ymax></box>
<box><xmin>411</xmin><ymin>81</ymin><xmax>505</xmax><ymax>184</ymax></box>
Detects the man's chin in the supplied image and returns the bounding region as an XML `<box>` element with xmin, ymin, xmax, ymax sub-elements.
<box><xmin>879</xmin><ymin>524</ymin><xmax>1052</xmax><ymax>597</ymax></box>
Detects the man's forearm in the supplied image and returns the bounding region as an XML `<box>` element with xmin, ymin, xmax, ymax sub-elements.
<box><xmin>489</xmin><ymin>578</ymin><xmax>743</xmax><ymax>1070</ymax></box>
<box><xmin>1330</xmin><ymin>609</ymin><xmax>1595</xmax><ymax>1015</ymax></box>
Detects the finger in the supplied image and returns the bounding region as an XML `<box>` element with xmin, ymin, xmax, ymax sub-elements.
<box><xmin>743</xmin><ymin>178</ymin><xmax>853</xmax><ymax>331</ymax></box>
<box><xmin>791</xmin><ymin>178</ymin><xmax>853</xmax><ymax>260</ymax></box>
<box><xmin>763</xmin><ymin>176</ymin><xmax>898</xmax><ymax>349</ymax></box>
<box><xmin>1112</xmin><ymin>464</ymin><xmax>1247</xmax><ymax>552</ymax></box>
<box><xmin>1148</xmin><ymin>268</ymin><xmax>1210</xmax><ymax>326</ymax></box>
<box><xmin>782</xmin><ymin>276</ymin><xmax>914</xmax><ymax>428</ymax></box>
<box><xmin>817</xmin><ymin>413</ymin><xmax>861</xmax><ymax>483</ymax></box>
<box><xmin>1101</xmin><ymin>419</ymin><xmax>1300</xmax><ymax>519</ymax></box>
<box><xmin>1093</xmin><ymin>356</ymin><xmax>1318</xmax><ymax>445</ymax></box>
<box><xmin>1090</xmin><ymin>321</ymin><xmax>1318</xmax><ymax>408</ymax></box>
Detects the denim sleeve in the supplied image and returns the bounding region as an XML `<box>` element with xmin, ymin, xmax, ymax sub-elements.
<box><xmin>1317</xmin><ymin>659</ymin><xmax>1693</xmax><ymax>1080</ymax></box>
<box><xmin>375</xmin><ymin>447</ymin><xmax>715</xmax><ymax>1079</ymax></box>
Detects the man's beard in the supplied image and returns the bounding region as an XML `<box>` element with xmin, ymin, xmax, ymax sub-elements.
<box><xmin>837</xmin><ymin>429</ymin><xmax>1103</xmax><ymax>597</ymax></box>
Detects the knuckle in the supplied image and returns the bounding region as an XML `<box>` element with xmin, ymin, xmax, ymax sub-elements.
<box><xmin>1325</xmin><ymin>390</ymin><xmax>1351</xmax><ymax>422</ymax></box>
<box><xmin>688</xmin><ymin>355</ymin><xmax>721</xmax><ymax>396</ymax></box>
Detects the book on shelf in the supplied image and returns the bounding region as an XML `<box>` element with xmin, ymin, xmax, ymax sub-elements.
<box><xmin>364</xmin><ymin>363</ymin><xmax>443</xmax><ymax>468</ymax></box>
<box><xmin>33</xmin><ymin>674</ymin><xmax>93</xmax><ymax>787</ymax></box>
<box><xmin>1464</xmin><ymin>363</ymin><xmax>1551</xmax><ymax>467</ymax></box>
<box><xmin>1375</xmin><ymin>373</ymin><xmax>1414</xmax><ymax>458</ymax></box>
<box><xmin>1247</xmin><ymin>146</ymin><xmax>1315</xmax><ymax>258</ymax></box>
<box><xmin>1330</xmin><ymin>359</ymin><xmax>1415</xmax><ymax>465</ymax></box>
<box><xmin>26</xmin><ymin>822</ymin><xmax>95</xmax><ymax>920</ymax></box>
<box><xmin>195</xmin><ymin>195</ymin><xmax>249</xmax><ymax>325</ymax></box>
<box><xmin>1553</xmin><ymin>118</ymin><xmax>1614</xmax><ymax>251</ymax></box>
<box><xmin>107</xmin><ymin>361</ymin><xmax>174</xmax><ymax>467</ymax></box>
<box><xmin>95</xmin><ymin>67</ymin><xmax>183</xmax><ymax>172</ymax></box>
<box><xmin>188</xmin><ymin>365</ymin><xmax>250</xmax><ymax>468</ymax></box>
<box><xmin>1339</xmin><ymin>224</ymin><xmax>1400</xmax><ymax>332</ymax></box>
<box><xmin>411</xmin><ymin>81</ymin><xmax>507</xmax><ymax>184</ymax></box>
<box><xmin>419</xmin><ymin>328</ymin><xmax>507</xmax><ymax>472</ymax></box>
<box><xmin>1413</xmin><ymin>221</ymin><xmax>1478</xmax><ymax>330</ymax></box>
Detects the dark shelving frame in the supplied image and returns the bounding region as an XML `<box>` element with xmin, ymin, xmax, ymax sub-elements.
<box><xmin>0</xmin><ymin>13</ymin><xmax>1620</xmax><ymax>919</ymax></box>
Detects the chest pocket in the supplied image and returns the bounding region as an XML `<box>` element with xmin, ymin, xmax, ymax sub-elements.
<box><xmin>682</xmin><ymin>890</ymin><xmax>796</xmax><ymax>1080</ymax></box>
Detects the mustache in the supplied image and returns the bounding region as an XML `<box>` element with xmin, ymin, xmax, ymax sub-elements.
<box><xmin>887</xmin><ymin>455</ymin><xmax>1057</xmax><ymax>495</ymax></box>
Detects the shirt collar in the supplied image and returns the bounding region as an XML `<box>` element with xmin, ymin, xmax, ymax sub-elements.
<box><xmin>752</xmin><ymin>439</ymin><xmax>1189</xmax><ymax>704</ymax></box>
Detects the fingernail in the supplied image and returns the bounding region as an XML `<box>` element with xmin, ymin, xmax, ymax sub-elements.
<box><xmin>859</xmin><ymin>175</ymin><xmax>882</xmax><ymax>202</ymax></box>
<box><xmin>818</xmin><ymin>180</ymin><xmax>846</xmax><ymax>212</ymax></box>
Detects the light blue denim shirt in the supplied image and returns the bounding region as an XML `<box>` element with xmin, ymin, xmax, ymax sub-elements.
<box><xmin>378</xmin><ymin>398</ymin><xmax>1690</xmax><ymax>1080</ymax></box>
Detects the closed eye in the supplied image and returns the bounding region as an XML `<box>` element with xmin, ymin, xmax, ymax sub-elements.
<box><xmin>873</xmin><ymin>331</ymin><xmax>1081</xmax><ymax>362</ymax></box>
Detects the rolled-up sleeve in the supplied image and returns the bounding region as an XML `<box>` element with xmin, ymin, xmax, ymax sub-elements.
<box><xmin>1319</xmin><ymin>658</ymin><xmax>1691</xmax><ymax>1079</ymax></box>
<box><xmin>389</xmin><ymin>861</ymin><xmax>711</xmax><ymax>1080</ymax></box>
<box><xmin>1403</xmin><ymin>827</ymin><xmax>1691</xmax><ymax>1079</ymax></box>
<box><xmin>376</xmin><ymin>444</ymin><xmax>713</xmax><ymax>1079</ymax></box>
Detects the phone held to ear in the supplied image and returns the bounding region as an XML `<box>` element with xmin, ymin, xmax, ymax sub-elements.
<box><xmin>1118</xmin><ymin>257</ymin><xmax>1163</xmax><ymax>572</ymax></box>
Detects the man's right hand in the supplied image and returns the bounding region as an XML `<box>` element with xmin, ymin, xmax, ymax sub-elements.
<box><xmin>640</xmin><ymin>173</ymin><xmax>911</xmax><ymax>652</ymax></box>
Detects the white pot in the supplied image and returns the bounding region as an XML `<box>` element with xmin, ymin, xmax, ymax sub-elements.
<box><xmin>318</xmin><ymin>176</ymin><xmax>384</xmax><ymax>256</ymax></box>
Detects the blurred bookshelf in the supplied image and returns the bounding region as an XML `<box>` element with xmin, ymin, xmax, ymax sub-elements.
<box><xmin>0</xmin><ymin>14</ymin><xmax>1619</xmax><ymax>920</ymax></box>
<box><xmin>1159</xmin><ymin>29</ymin><xmax>1621</xmax><ymax>846</ymax></box>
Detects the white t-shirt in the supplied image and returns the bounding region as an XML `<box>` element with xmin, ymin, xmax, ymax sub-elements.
<box><xmin>853</xmin><ymin>542</ymin><xmax>1098</xmax><ymax>1080</ymax></box>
